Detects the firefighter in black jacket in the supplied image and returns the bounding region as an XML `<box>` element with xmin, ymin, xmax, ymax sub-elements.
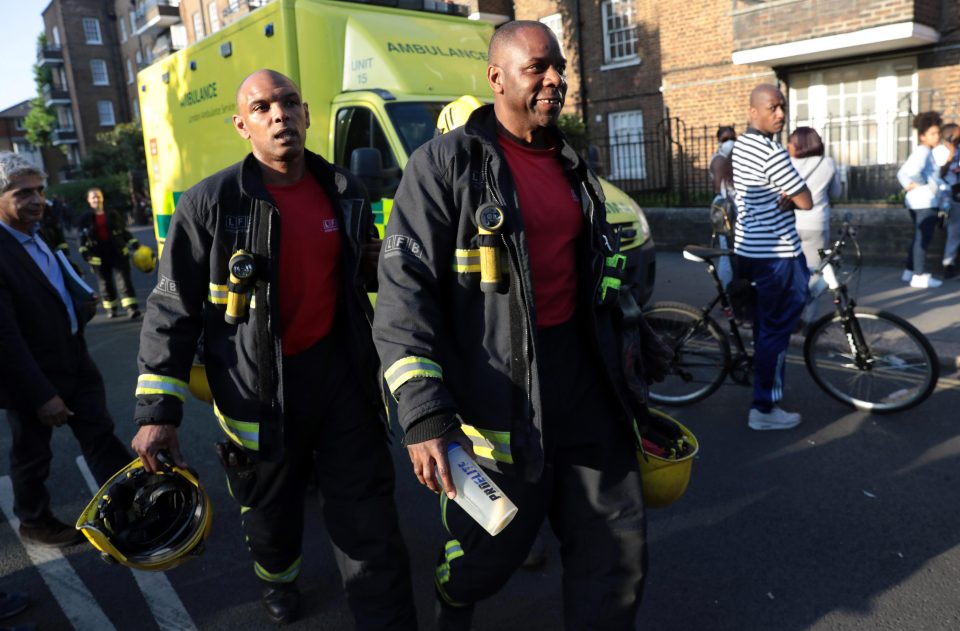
<box><xmin>373</xmin><ymin>22</ymin><xmax>646</xmax><ymax>630</ymax></box>
<box><xmin>77</xmin><ymin>188</ymin><xmax>140</xmax><ymax>319</ymax></box>
<box><xmin>130</xmin><ymin>70</ymin><xmax>417</xmax><ymax>628</ymax></box>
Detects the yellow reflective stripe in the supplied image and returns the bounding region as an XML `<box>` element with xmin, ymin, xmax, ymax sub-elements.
<box><xmin>605</xmin><ymin>253</ymin><xmax>627</xmax><ymax>271</ymax></box>
<box><xmin>101</xmin><ymin>298</ymin><xmax>117</xmax><ymax>308</ymax></box>
<box><xmin>255</xmin><ymin>557</ymin><xmax>301</xmax><ymax>583</ymax></box>
<box><xmin>208</xmin><ymin>283</ymin><xmax>228</xmax><ymax>305</ymax></box>
<box><xmin>136</xmin><ymin>374</ymin><xmax>188</xmax><ymax>401</ymax></box>
<box><xmin>452</xmin><ymin>248</ymin><xmax>481</xmax><ymax>273</ymax></box>
<box><xmin>250</xmin><ymin>294</ymin><xmax>256</xmax><ymax>309</ymax></box>
<box><xmin>212</xmin><ymin>402</ymin><xmax>260</xmax><ymax>451</ymax></box>
<box><xmin>120</xmin><ymin>297</ymin><xmax>138</xmax><ymax>308</ymax></box>
<box><xmin>89</xmin><ymin>256</ymin><xmax>102</xmax><ymax>265</ymax></box>
<box><xmin>460</xmin><ymin>423</ymin><xmax>513</xmax><ymax>464</ymax></box>
<box><xmin>56</xmin><ymin>243</ymin><xmax>70</xmax><ymax>251</ymax></box>
<box><xmin>384</xmin><ymin>356</ymin><xmax>443</xmax><ymax>395</ymax></box>
<box><xmin>444</xmin><ymin>539</ymin><xmax>464</xmax><ymax>562</ymax></box>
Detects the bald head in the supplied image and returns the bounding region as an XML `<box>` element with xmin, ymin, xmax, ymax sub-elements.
<box><xmin>748</xmin><ymin>83</ymin><xmax>786</xmax><ymax>135</ymax></box>
<box><xmin>488</xmin><ymin>20</ymin><xmax>557</xmax><ymax>66</ymax></box>
<box><xmin>236</xmin><ymin>69</ymin><xmax>299</xmax><ymax>112</ymax></box>
<box><xmin>749</xmin><ymin>84</ymin><xmax>782</xmax><ymax>108</ymax></box>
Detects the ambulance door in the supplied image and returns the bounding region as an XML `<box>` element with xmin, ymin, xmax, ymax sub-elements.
<box><xmin>333</xmin><ymin>104</ymin><xmax>402</xmax><ymax>236</ymax></box>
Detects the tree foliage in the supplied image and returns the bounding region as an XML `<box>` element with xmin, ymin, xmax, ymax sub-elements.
<box><xmin>558</xmin><ymin>114</ymin><xmax>588</xmax><ymax>154</ymax></box>
<box><xmin>80</xmin><ymin>122</ymin><xmax>147</xmax><ymax>178</ymax></box>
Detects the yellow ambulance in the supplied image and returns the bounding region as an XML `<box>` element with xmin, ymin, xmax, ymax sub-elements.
<box><xmin>138</xmin><ymin>0</ymin><xmax>655</xmax><ymax>303</ymax></box>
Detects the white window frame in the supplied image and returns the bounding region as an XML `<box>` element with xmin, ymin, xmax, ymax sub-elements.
<box><xmin>82</xmin><ymin>18</ymin><xmax>102</xmax><ymax>45</ymax></box>
<box><xmin>51</xmin><ymin>26</ymin><xmax>61</xmax><ymax>47</ymax></box>
<box><xmin>133</xmin><ymin>98</ymin><xmax>140</xmax><ymax>122</ymax></box>
<box><xmin>208</xmin><ymin>2</ymin><xmax>221</xmax><ymax>33</ymax></box>
<box><xmin>14</xmin><ymin>118</ymin><xmax>25</xmax><ymax>131</ymax></box>
<box><xmin>539</xmin><ymin>13</ymin><xmax>564</xmax><ymax>57</ymax></box>
<box><xmin>97</xmin><ymin>100</ymin><xmax>116</xmax><ymax>127</ymax></box>
<box><xmin>130</xmin><ymin>13</ymin><xmax>136</xmax><ymax>35</ymax></box>
<box><xmin>788</xmin><ymin>59</ymin><xmax>917</xmax><ymax>166</ymax></box>
<box><xmin>608</xmin><ymin>110</ymin><xmax>646</xmax><ymax>180</ymax></box>
<box><xmin>127</xmin><ymin>59</ymin><xmax>135</xmax><ymax>84</ymax></box>
<box><xmin>600</xmin><ymin>0</ymin><xmax>639</xmax><ymax>70</ymax></box>
<box><xmin>90</xmin><ymin>59</ymin><xmax>109</xmax><ymax>86</ymax></box>
<box><xmin>57</xmin><ymin>107</ymin><xmax>74</xmax><ymax>131</ymax></box>
<box><xmin>193</xmin><ymin>12</ymin><xmax>206</xmax><ymax>40</ymax></box>
<box><xmin>120</xmin><ymin>16</ymin><xmax>127</xmax><ymax>42</ymax></box>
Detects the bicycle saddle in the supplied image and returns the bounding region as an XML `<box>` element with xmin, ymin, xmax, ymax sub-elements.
<box><xmin>682</xmin><ymin>245</ymin><xmax>732</xmax><ymax>263</ymax></box>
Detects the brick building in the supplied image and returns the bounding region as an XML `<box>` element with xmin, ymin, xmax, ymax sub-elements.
<box><xmin>39</xmin><ymin>0</ymin><xmax>132</xmax><ymax>173</ymax></box>
<box><xmin>0</xmin><ymin>100</ymin><xmax>69</xmax><ymax>180</ymax></box>
<box><xmin>513</xmin><ymin>0</ymin><xmax>960</xmax><ymax>201</ymax></box>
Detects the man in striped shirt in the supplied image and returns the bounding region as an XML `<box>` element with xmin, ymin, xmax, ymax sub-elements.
<box><xmin>731</xmin><ymin>84</ymin><xmax>813</xmax><ymax>431</ymax></box>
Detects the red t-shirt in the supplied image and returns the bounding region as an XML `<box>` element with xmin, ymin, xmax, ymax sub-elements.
<box><xmin>497</xmin><ymin>133</ymin><xmax>583</xmax><ymax>327</ymax></box>
<box><xmin>94</xmin><ymin>212</ymin><xmax>110</xmax><ymax>242</ymax></box>
<box><xmin>266</xmin><ymin>173</ymin><xmax>341</xmax><ymax>356</ymax></box>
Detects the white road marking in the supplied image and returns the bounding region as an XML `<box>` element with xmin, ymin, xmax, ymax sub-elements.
<box><xmin>76</xmin><ymin>456</ymin><xmax>198</xmax><ymax>631</ymax></box>
<box><xmin>0</xmin><ymin>475</ymin><xmax>117</xmax><ymax>631</ymax></box>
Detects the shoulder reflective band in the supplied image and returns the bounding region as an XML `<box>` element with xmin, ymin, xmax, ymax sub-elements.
<box><xmin>384</xmin><ymin>356</ymin><xmax>443</xmax><ymax>397</ymax></box>
<box><xmin>452</xmin><ymin>248</ymin><xmax>481</xmax><ymax>273</ymax></box>
<box><xmin>255</xmin><ymin>557</ymin><xmax>301</xmax><ymax>583</ymax></box>
<box><xmin>213</xmin><ymin>403</ymin><xmax>260</xmax><ymax>451</ymax></box>
<box><xmin>460</xmin><ymin>423</ymin><xmax>513</xmax><ymax>464</ymax></box>
<box><xmin>136</xmin><ymin>374</ymin><xmax>189</xmax><ymax>401</ymax></box>
<box><xmin>208</xmin><ymin>283</ymin><xmax>228</xmax><ymax>305</ymax></box>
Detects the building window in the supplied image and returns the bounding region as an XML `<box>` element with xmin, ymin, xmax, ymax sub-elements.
<box><xmin>539</xmin><ymin>13</ymin><xmax>564</xmax><ymax>56</ymax></box>
<box><xmin>133</xmin><ymin>98</ymin><xmax>141</xmax><ymax>122</ymax></box>
<box><xmin>90</xmin><ymin>59</ymin><xmax>109</xmax><ymax>86</ymax></box>
<box><xmin>608</xmin><ymin>110</ymin><xmax>646</xmax><ymax>180</ymax></box>
<box><xmin>208</xmin><ymin>2</ymin><xmax>221</xmax><ymax>33</ymax></box>
<box><xmin>57</xmin><ymin>107</ymin><xmax>74</xmax><ymax>131</ymax></box>
<box><xmin>229</xmin><ymin>0</ymin><xmax>240</xmax><ymax>10</ymax></box>
<box><xmin>82</xmin><ymin>18</ymin><xmax>102</xmax><ymax>45</ymax></box>
<box><xmin>14</xmin><ymin>118</ymin><xmax>25</xmax><ymax>131</ymax></box>
<box><xmin>97</xmin><ymin>100</ymin><xmax>116</xmax><ymax>127</ymax></box>
<box><xmin>193</xmin><ymin>12</ymin><xmax>206</xmax><ymax>40</ymax></box>
<box><xmin>127</xmin><ymin>59</ymin><xmax>135</xmax><ymax>84</ymax></box>
<box><xmin>601</xmin><ymin>0</ymin><xmax>638</xmax><ymax>67</ymax></box>
<box><xmin>120</xmin><ymin>16</ymin><xmax>127</xmax><ymax>42</ymax></box>
<box><xmin>130</xmin><ymin>13</ymin><xmax>137</xmax><ymax>36</ymax></box>
<box><xmin>789</xmin><ymin>60</ymin><xmax>917</xmax><ymax>166</ymax></box>
<box><xmin>171</xmin><ymin>24</ymin><xmax>188</xmax><ymax>50</ymax></box>
<box><xmin>52</xmin><ymin>26</ymin><xmax>61</xmax><ymax>47</ymax></box>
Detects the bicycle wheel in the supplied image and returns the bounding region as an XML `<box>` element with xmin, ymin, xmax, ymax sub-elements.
<box><xmin>643</xmin><ymin>301</ymin><xmax>731</xmax><ymax>406</ymax></box>
<box><xmin>803</xmin><ymin>308</ymin><xmax>939</xmax><ymax>413</ymax></box>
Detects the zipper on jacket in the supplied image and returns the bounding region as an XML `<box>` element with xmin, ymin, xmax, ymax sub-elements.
<box><xmin>484</xmin><ymin>154</ymin><xmax>534</xmax><ymax>428</ymax></box>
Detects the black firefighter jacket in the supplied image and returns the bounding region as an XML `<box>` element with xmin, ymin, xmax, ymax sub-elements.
<box><xmin>134</xmin><ymin>151</ymin><xmax>381</xmax><ymax>462</ymax></box>
<box><xmin>77</xmin><ymin>208</ymin><xmax>138</xmax><ymax>263</ymax></box>
<box><xmin>372</xmin><ymin>105</ymin><xmax>636</xmax><ymax>481</ymax></box>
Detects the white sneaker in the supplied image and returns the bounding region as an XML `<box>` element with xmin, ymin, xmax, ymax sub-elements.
<box><xmin>748</xmin><ymin>407</ymin><xmax>802</xmax><ymax>431</ymax></box>
<box><xmin>909</xmin><ymin>273</ymin><xmax>942</xmax><ymax>288</ymax></box>
<box><xmin>901</xmin><ymin>269</ymin><xmax>914</xmax><ymax>283</ymax></box>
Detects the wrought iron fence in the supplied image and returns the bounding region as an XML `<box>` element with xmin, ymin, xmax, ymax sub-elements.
<box><xmin>588</xmin><ymin>105</ymin><xmax>960</xmax><ymax>206</ymax></box>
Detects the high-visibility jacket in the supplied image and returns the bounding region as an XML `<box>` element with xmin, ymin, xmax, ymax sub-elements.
<box><xmin>372</xmin><ymin>105</ymin><xmax>635</xmax><ymax>481</ymax></box>
<box><xmin>134</xmin><ymin>151</ymin><xmax>382</xmax><ymax>462</ymax></box>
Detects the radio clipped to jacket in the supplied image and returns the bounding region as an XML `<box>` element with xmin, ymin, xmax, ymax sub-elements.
<box><xmin>226</xmin><ymin>250</ymin><xmax>256</xmax><ymax>324</ymax></box>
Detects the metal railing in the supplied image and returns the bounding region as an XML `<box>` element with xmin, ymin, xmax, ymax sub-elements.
<box><xmin>588</xmin><ymin>105</ymin><xmax>960</xmax><ymax>205</ymax></box>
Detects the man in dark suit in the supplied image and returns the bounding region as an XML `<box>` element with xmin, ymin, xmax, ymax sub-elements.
<box><xmin>0</xmin><ymin>152</ymin><xmax>130</xmax><ymax>547</ymax></box>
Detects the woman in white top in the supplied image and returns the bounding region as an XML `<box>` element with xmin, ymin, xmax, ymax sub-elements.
<box><xmin>788</xmin><ymin>127</ymin><xmax>841</xmax><ymax>326</ymax></box>
<box><xmin>787</xmin><ymin>127</ymin><xmax>842</xmax><ymax>269</ymax></box>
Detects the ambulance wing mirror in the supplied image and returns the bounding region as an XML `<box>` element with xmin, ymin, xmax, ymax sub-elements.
<box><xmin>350</xmin><ymin>148</ymin><xmax>384</xmax><ymax>202</ymax></box>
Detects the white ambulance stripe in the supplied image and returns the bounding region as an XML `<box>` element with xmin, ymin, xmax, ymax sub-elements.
<box><xmin>76</xmin><ymin>456</ymin><xmax>198</xmax><ymax>631</ymax></box>
<box><xmin>0</xmin><ymin>476</ymin><xmax>117</xmax><ymax>631</ymax></box>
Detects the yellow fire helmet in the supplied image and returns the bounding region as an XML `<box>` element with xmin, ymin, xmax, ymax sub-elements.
<box><xmin>132</xmin><ymin>244</ymin><xmax>157</xmax><ymax>273</ymax></box>
<box><xmin>436</xmin><ymin>94</ymin><xmax>483</xmax><ymax>135</ymax></box>
<box><xmin>637</xmin><ymin>409</ymin><xmax>699</xmax><ymax>509</ymax></box>
<box><xmin>188</xmin><ymin>363</ymin><xmax>214</xmax><ymax>405</ymax></box>
<box><xmin>76</xmin><ymin>455</ymin><xmax>213</xmax><ymax>571</ymax></box>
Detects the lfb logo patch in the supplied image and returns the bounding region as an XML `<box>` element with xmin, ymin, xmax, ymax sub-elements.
<box><xmin>322</xmin><ymin>218</ymin><xmax>338</xmax><ymax>233</ymax></box>
<box><xmin>226</xmin><ymin>215</ymin><xmax>251</xmax><ymax>233</ymax></box>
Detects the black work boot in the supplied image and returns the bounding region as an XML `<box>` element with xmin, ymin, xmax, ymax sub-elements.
<box><xmin>128</xmin><ymin>308</ymin><xmax>141</xmax><ymax>320</ymax></box>
<box><xmin>435</xmin><ymin>594</ymin><xmax>474</xmax><ymax>631</ymax></box>
<box><xmin>19</xmin><ymin>515</ymin><xmax>84</xmax><ymax>548</ymax></box>
<box><xmin>261</xmin><ymin>582</ymin><xmax>299</xmax><ymax>625</ymax></box>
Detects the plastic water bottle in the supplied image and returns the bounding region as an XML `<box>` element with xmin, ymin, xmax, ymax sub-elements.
<box><xmin>440</xmin><ymin>443</ymin><xmax>518</xmax><ymax>536</ymax></box>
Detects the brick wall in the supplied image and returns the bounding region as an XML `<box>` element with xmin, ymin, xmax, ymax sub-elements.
<box><xmin>659</xmin><ymin>0</ymin><xmax>774</xmax><ymax>133</ymax></box>
<box><xmin>732</xmin><ymin>0</ymin><xmax>938</xmax><ymax>53</ymax></box>
<box><xmin>917</xmin><ymin>1</ymin><xmax>960</xmax><ymax>118</ymax></box>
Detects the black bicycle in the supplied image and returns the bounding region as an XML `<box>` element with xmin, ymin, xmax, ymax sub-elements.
<box><xmin>644</xmin><ymin>222</ymin><xmax>940</xmax><ymax>413</ymax></box>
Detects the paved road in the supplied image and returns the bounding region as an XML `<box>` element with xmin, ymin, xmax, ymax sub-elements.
<box><xmin>1</xmin><ymin>233</ymin><xmax>957</xmax><ymax>630</ymax></box>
